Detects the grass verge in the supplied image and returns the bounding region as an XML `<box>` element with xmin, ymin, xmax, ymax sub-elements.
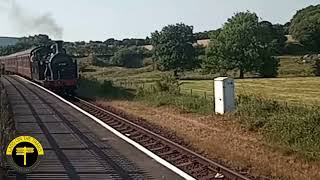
<box><xmin>78</xmin><ymin>74</ymin><xmax>320</xmax><ymax>179</ymax></box>
<box><xmin>78</xmin><ymin>77</ymin><xmax>320</xmax><ymax>161</ymax></box>
<box><xmin>0</xmin><ymin>78</ymin><xmax>14</xmax><ymax>179</ymax></box>
<box><xmin>102</xmin><ymin>99</ymin><xmax>320</xmax><ymax>179</ymax></box>
<box><xmin>136</xmin><ymin>87</ymin><xmax>320</xmax><ymax>161</ymax></box>
<box><xmin>237</xmin><ymin>95</ymin><xmax>320</xmax><ymax>161</ymax></box>
<box><xmin>78</xmin><ymin>75</ymin><xmax>320</xmax><ymax>158</ymax></box>
<box><xmin>136</xmin><ymin>90</ymin><xmax>213</xmax><ymax>115</ymax></box>
<box><xmin>77</xmin><ymin>78</ymin><xmax>134</xmax><ymax>100</ymax></box>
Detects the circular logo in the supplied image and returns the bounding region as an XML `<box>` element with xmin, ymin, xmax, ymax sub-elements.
<box><xmin>6</xmin><ymin>136</ymin><xmax>44</xmax><ymax>173</ymax></box>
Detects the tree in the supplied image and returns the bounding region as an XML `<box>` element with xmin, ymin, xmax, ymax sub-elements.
<box><xmin>104</xmin><ymin>38</ymin><xmax>116</xmax><ymax>45</ymax></box>
<box><xmin>194</xmin><ymin>29</ymin><xmax>220</xmax><ymax>40</ymax></box>
<box><xmin>258</xmin><ymin>51</ymin><xmax>279</xmax><ymax>78</ymax></box>
<box><xmin>111</xmin><ymin>47</ymin><xmax>144</xmax><ymax>68</ymax></box>
<box><xmin>256</xmin><ymin>22</ymin><xmax>282</xmax><ymax>77</ymax></box>
<box><xmin>205</xmin><ymin>12</ymin><xmax>279</xmax><ymax>78</ymax></box>
<box><xmin>0</xmin><ymin>34</ymin><xmax>53</xmax><ymax>56</ymax></box>
<box><xmin>205</xmin><ymin>12</ymin><xmax>261</xmax><ymax>78</ymax></box>
<box><xmin>283</xmin><ymin>22</ymin><xmax>291</xmax><ymax>35</ymax></box>
<box><xmin>289</xmin><ymin>5</ymin><xmax>320</xmax><ymax>52</ymax></box>
<box><xmin>19</xmin><ymin>34</ymin><xmax>52</xmax><ymax>47</ymax></box>
<box><xmin>258</xmin><ymin>21</ymin><xmax>286</xmax><ymax>54</ymax></box>
<box><xmin>121</xmin><ymin>38</ymin><xmax>146</xmax><ymax>46</ymax></box>
<box><xmin>151</xmin><ymin>23</ymin><xmax>196</xmax><ymax>76</ymax></box>
<box><xmin>145</xmin><ymin>37</ymin><xmax>151</xmax><ymax>45</ymax></box>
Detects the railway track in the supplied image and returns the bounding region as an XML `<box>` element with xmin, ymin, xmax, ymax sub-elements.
<box><xmin>5</xmin><ymin>75</ymin><xmax>251</xmax><ymax>180</ymax></box>
<box><xmin>72</xmin><ymin>98</ymin><xmax>251</xmax><ymax>180</ymax></box>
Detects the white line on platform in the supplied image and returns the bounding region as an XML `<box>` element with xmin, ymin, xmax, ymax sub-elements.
<box><xmin>16</xmin><ymin>75</ymin><xmax>196</xmax><ymax>180</ymax></box>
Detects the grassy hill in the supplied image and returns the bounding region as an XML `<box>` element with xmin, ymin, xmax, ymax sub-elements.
<box><xmin>0</xmin><ymin>37</ymin><xmax>19</xmax><ymax>47</ymax></box>
<box><xmin>79</xmin><ymin>55</ymin><xmax>319</xmax><ymax>105</ymax></box>
<box><xmin>80</xmin><ymin>55</ymin><xmax>317</xmax><ymax>83</ymax></box>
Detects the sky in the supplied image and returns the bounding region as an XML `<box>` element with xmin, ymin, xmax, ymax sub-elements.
<box><xmin>0</xmin><ymin>0</ymin><xmax>319</xmax><ymax>42</ymax></box>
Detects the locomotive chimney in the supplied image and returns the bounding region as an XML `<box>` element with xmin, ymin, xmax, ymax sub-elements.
<box><xmin>55</xmin><ymin>40</ymin><xmax>63</xmax><ymax>54</ymax></box>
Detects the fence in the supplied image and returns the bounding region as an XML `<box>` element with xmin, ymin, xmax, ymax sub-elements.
<box><xmin>179</xmin><ymin>88</ymin><xmax>214</xmax><ymax>100</ymax></box>
<box><xmin>112</xmin><ymin>80</ymin><xmax>215</xmax><ymax>100</ymax></box>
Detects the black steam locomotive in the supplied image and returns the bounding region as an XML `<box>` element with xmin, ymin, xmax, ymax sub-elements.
<box><xmin>0</xmin><ymin>41</ymin><xmax>78</xmax><ymax>95</ymax></box>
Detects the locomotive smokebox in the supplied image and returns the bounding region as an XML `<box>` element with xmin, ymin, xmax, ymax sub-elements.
<box><xmin>55</xmin><ymin>40</ymin><xmax>63</xmax><ymax>54</ymax></box>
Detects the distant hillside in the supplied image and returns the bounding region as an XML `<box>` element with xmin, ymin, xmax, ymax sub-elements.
<box><xmin>0</xmin><ymin>37</ymin><xmax>20</xmax><ymax>47</ymax></box>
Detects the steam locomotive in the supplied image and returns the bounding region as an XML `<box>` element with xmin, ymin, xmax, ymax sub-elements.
<box><xmin>0</xmin><ymin>41</ymin><xmax>78</xmax><ymax>95</ymax></box>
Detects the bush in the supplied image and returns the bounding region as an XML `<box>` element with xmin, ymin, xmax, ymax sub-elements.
<box><xmin>78</xmin><ymin>54</ymin><xmax>109</xmax><ymax>71</ymax></box>
<box><xmin>236</xmin><ymin>95</ymin><xmax>320</xmax><ymax>160</ymax></box>
<box><xmin>111</xmin><ymin>47</ymin><xmax>144</xmax><ymax>68</ymax></box>
<box><xmin>155</xmin><ymin>75</ymin><xmax>180</xmax><ymax>94</ymax></box>
<box><xmin>77</xmin><ymin>78</ymin><xmax>133</xmax><ymax>100</ymax></box>
<box><xmin>100</xmin><ymin>80</ymin><xmax>114</xmax><ymax>91</ymax></box>
<box><xmin>143</xmin><ymin>57</ymin><xmax>153</xmax><ymax>67</ymax></box>
<box><xmin>283</xmin><ymin>43</ymin><xmax>307</xmax><ymax>55</ymax></box>
<box><xmin>259</xmin><ymin>56</ymin><xmax>279</xmax><ymax>78</ymax></box>
<box><xmin>236</xmin><ymin>95</ymin><xmax>281</xmax><ymax>130</ymax></box>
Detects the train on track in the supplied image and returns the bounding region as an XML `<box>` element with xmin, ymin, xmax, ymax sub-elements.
<box><xmin>0</xmin><ymin>41</ymin><xmax>78</xmax><ymax>95</ymax></box>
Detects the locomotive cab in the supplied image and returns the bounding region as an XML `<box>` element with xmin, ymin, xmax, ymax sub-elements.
<box><xmin>31</xmin><ymin>46</ymin><xmax>50</xmax><ymax>80</ymax></box>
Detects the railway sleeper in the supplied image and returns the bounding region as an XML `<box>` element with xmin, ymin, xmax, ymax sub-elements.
<box><xmin>152</xmin><ymin>146</ymin><xmax>171</xmax><ymax>154</ymax></box>
<box><xmin>176</xmin><ymin>161</ymin><xmax>194</xmax><ymax>168</ymax></box>
<box><xmin>188</xmin><ymin>165</ymin><xmax>206</xmax><ymax>175</ymax></box>
<box><xmin>131</xmin><ymin>135</ymin><xmax>147</xmax><ymax>141</ymax></box>
<box><xmin>158</xmin><ymin>150</ymin><xmax>176</xmax><ymax>156</ymax></box>
<box><xmin>140</xmin><ymin>138</ymin><xmax>155</xmax><ymax>143</ymax></box>
<box><xmin>149</xmin><ymin>145</ymin><xmax>166</xmax><ymax>152</ymax></box>
<box><xmin>162</xmin><ymin>152</ymin><xmax>182</xmax><ymax>159</ymax></box>
<box><xmin>105</xmin><ymin>121</ymin><xmax>121</xmax><ymax>126</ymax></box>
<box><xmin>111</xmin><ymin>123</ymin><xmax>126</xmax><ymax>129</ymax></box>
<box><xmin>167</xmin><ymin>155</ymin><xmax>185</xmax><ymax>162</ymax></box>
<box><xmin>127</xmin><ymin>131</ymin><xmax>141</xmax><ymax>138</ymax></box>
<box><xmin>121</xmin><ymin>129</ymin><xmax>136</xmax><ymax>135</ymax></box>
<box><xmin>116</xmin><ymin>125</ymin><xmax>131</xmax><ymax>131</ymax></box>
<box><xmin>143</xmin><ymin>141</ymin><xmax>158</xmax><ymax>147</ymax></box>
<box><xmin>193</xmin><ymin>168</ymin><xmax>216</xmax><ymax>179</ymax></box>
<box><xmin>135</xmin><ymin>137</ymin><xmax>152</xmax><ymax>143</ymax></box>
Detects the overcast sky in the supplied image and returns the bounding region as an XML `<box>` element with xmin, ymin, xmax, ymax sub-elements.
<box><xmin>0</xmin><ymin>0</ymin><xmax>319</xmax><ymax>41</ymax></box>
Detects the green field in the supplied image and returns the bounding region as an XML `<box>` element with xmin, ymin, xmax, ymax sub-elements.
<box><xmin>80</xmin><ymin>65</ymin><xmax>168</xmax><ymax>83</ymax></box>
<box><xmin>80</xmin><ymin>55</ymin><xmax>319</xmax><ymax>105</ymax></box>
<box><xmin>181</xmin><ymin>77</ymin><xmax>320</xmax><ymax>105</ymax></box>
<box><xmin>277</xmin><ymin>56</ymin><xmax>315</xmax><ymax>77</ymax></box>
<box><xmin>78</xmin><ymin>57</ymin><xmax>320</xmax><ymax>161</ymax></box>
<box><xmin>81</xmin><ymin>55</ymin><xmax>316</xmax><ymax>81</ymax></box>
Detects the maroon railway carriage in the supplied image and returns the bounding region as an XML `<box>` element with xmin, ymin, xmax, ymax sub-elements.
<box><xmin>0</xmin><ymin>41</ymin><xmax>78</xmax><ymax>94</ymax></box>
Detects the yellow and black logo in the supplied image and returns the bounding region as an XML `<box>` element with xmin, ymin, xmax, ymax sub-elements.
<box><xmin>6</xmin><ymin>136</ymin><xmax>44</xmax><ymax>173</ymax></box>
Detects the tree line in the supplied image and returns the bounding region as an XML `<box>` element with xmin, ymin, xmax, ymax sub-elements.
<box><xmin>0</xmin><ymin>4</ymin><xmax>319</xmax><ymax>78</ymax></box>
<box><xmin>151</xmin><ymin>5</ymin><xmax>320</xmax><ymax>78</ymax></box>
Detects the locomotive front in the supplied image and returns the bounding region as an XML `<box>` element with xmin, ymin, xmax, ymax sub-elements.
<box><xmin>34</xmin><ymin>41</ymin><xmax>78</xmax><ymax>94</ymax></box>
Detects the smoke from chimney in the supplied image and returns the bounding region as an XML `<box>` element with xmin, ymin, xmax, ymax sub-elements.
<box><xmin>0</xmin><ymin>0</ymin><xmax>63</xmax><ymax>39</ymax></box>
